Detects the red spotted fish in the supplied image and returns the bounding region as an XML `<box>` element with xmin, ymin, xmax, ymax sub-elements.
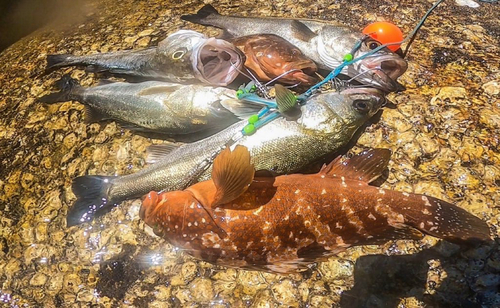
<box><xmin>46</xmin><ymin>30</ymin><xmax>244</xmax><ymax>86</ymax></box>
<box><xmin>230</xmin><ymin>34</ymin><xmax>318</xmax><ymax>85</ymax></box>
<box><xmin>140</xmin><ymin>146</ymin><xmax>491</xmax><ymax>273</ymax></box>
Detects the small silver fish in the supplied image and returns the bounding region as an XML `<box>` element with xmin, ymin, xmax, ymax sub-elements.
<box><xmin>182</xmin><ymin>5</ymin><xmax>408</xmax><ymax>92</ymax></box>
<box><xmin>39</xmin><ymin>76</ymin><xmax>241</xmax><ymax>139</ymax></box>
<box><xmin>67</xmin><ymin>87</ymin><xmax>386</xmax><ymax>226</ymax></box>
<box><xmin>46</xmin><ymin>30</ymin><xmax>245</xmax><ymax>86</ymax></box>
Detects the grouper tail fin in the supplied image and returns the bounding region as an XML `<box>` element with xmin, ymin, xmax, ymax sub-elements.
<box><xmin>181</xmin><ymin>4</ymin><xmax>221</xmax><ymax>26</ymax></box>
<box><xmin>403</xmin><ymin>194</ymin><xmax>491</xmax><ymax>245</ymax></box>
<box><xmin>67</xmin><ymin>175</ymin><xmax>117</xmax><ymax>227</ymax></box>
<box><xmin>38</xmin><ymin>75</ymin><xmax>82</xmax><ymax>103</ymax></box>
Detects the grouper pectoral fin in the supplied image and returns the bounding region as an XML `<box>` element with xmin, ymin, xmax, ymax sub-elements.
<box><xmin>209</xmin><ymin>145</ymin><xmax>255</xmax><ymax>208</ymax></box>
<box><xmin>319</xmin><ymin>148</ymin><xmax>392</xmax><ymax>183</ymax></box>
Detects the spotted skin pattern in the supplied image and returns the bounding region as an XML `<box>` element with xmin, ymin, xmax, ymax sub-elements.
<box><xmin>140</xmin><ymin>150</ymin><xmax>491</xmax><ymax>274</ymax></box>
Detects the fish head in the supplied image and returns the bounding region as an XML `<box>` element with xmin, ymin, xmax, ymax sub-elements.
<box><xmin>349</xmin><ymin>40</ymin><xmax>408</xmax><ymax>92</ymax></box>
<box><xmin>248</xmin><ymin>35</ymin><xmax>318</xmax><ymax>85</ymax></box>
<box><xmin>300</xmin><ymin>87</ymin><xmax>385</xmax><ymax>133</ymax></box>
<box><xmin>158</xmin><ymin>30</ymin><xmax>244</xmax><ymax>86</ymax></box>
<box><xmin>193</xmin><ymin>37</ymin><xmax>245</xmax><ymax>86</ymax></box>
<box><xmin>140</xmin><ymin>190</ymin><xmax>192</xmax><ymax>233</ymax></box>
<box><xmin>317</xmin><ymin>28</ymin><xmax>407</xmax><ymax>92</ymax></box>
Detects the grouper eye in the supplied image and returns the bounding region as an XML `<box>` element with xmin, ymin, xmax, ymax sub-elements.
<box><xmin>353</xmin><ymin>99</ymin><xmax>372</xmax><ymax>114</ymax></box>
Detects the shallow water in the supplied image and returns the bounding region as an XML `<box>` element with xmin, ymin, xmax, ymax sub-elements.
<box><xmin>0</xmin><ymin>0</ymin><xmax>499</xmax><ymax>307</ymax></box>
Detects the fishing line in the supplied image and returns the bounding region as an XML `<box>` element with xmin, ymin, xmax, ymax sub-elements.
<box><xmin>402</xmin><ymin>0</ymin><xmax>445</xmax><ymax>58</ymax></box>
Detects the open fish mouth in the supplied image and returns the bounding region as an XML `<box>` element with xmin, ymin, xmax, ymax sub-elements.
<box><xmin>193</xmin><ymin>38</ymin><xmax>245</xmax><ymax>86</ymax></box>
<box><xmin>353</xmin><ymin>54</ymin><xmax>408</xmax><ymax>92</ymax></box>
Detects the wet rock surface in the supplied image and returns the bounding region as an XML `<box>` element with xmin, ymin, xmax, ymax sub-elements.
<box><xmin>0</xmin><ymin>0</ymin><xmax>499</xmax><ymax>307</ymax></box>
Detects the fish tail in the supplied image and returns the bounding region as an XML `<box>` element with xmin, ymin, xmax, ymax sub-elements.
<box><xmin>38</xmin><ymin>75</ymin><xmax>81</xmax><ymax>103</ymax></box>
<box><xmin>46</xmin><ymin>54</ymin><xmax>76</xmax><ymax>70</ymax></box>
<box><xmin>181</xmin><ymin>4</ymin><xmax>220</xmax><ymax>26</ymax></box>
<box><xmin>403</xmin><ymin>194</ymin><xmax>491</xmax><ymax>245</ymax></box>
<box><xmin>67</xmin><ymin>175</ymin><xmax>117</xmax><ymax>226</ymax></box>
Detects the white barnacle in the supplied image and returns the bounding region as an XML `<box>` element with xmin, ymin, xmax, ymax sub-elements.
<box><xmin>295</xmin><ymin>189</ymin><xmax>301</xmax><ymax>194</ymax></box>
<box><xmin>188</xmin><ymin>222</ymin><xmax>192</xmax><ymax>227</ymax></box>
<box><xmin>283</xmin><ymin>215</ymin><xmax>289</xmax><ymax>221</ymax></box>
<box><xmin>368</xmin><ymin>213</ymin><xmax>377</xmax><ymax>220</ymax></box>
<box><xmin>378</xmin><ymin>188</ymin><xmax>386</xmax><ymax>195</ymax></box>
<box><xmin>321</xmin><ymin>189</ymin><xmax>327</xmax><ymax>195</ymax></box>
<box><xmin>189</xmin><ymin>202</ymin><xmax>195</xmax><ymax>209</ymax></box>
<box><xmin>202</xmin><ymin>218</ymin><xmax>206</xmax><ymax>223</ymax></box>
<box><xmin>422</xmin><ymin>208</ymin><xmax>431</xmax><ymax>215</ymax></box>
<box><xmin>175</xmin><ymin>225</ymin><xmax>179</xmax><ymax>229</ymax></box>
<box><xmin>402</xmin><ymin>192</ymin><xmax>410</xmax><ymax>197</ymax></box>
<box><xmin>194</xmin><ymin>222</ymin><xmax>198</xmax><ymax>226</ymax></box>
<box><xmin>419</xmin><ymin>222</ymin><xmax>425</xmax><ymax>229</ymax></box>
<box><xmin>336</xmin><ymin>222</ymin><xmax>343</xmax><ymax>229</ymax></box>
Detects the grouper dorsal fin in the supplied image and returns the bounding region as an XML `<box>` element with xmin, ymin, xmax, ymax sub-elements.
<box><xmin>210</xmin><ymin>145</ymin><xmax>255</xmax><ymax>208</ymax></box>
<box><xmin>291</xmin><ymin>20</ymin><xmax>317</xmax><ymax>42</ymax></box>
<box><xmin>319</xmin><ymin>148</ymin><xmax>391</xmax><ymax>183</ymax></box>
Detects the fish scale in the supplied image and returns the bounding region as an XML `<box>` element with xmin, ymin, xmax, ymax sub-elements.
<box><xmin>68</xmin><ymin>88</ymin><xmax>385</xmax><ymax>226</ymax></box>
<box><xmin>141</xmin><ymin>148</ymin><xmax>491</xmax><ymax>274</ymax></box>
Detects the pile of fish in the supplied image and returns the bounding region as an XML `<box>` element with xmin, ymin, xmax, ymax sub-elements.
<box><xmin>41</xmin><ymin>4</ymin><xmax>490</xmax><ymax>273</ymax></box>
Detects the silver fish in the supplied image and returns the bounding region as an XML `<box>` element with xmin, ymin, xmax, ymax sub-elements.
<box><xmin>181</xmin><ymin>5</ymin><xmax>408</xmax><ymax>92</ymax></box>
<box><xmin>46</xmin><ymin>30</ymin><xmax>245</xmax><ymax>86</ymax></box>
<box><xmin>67</xmin><ymin>87</ymin><xmax>385</xmax><ymax>226</ymax></box>
<box><xmin>39</xmin><ymin>76</ymin><xmax>241</xmax><ymax>139</ymax></box>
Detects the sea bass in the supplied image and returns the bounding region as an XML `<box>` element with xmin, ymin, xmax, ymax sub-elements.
<box><xmin>230</xmin><ymin>34</ymin><xmax>318</xmax><ymax>85</ymax></box>
<box><xmin>140</xmin><ymin>146</ymin><xmax>491</xmax><ymax>273</ymax></box>
<box><xmin>68</xmin><ymin>87</ymin><xmax>385</xmax><ymax>226</ymax></box>
<box><xmin>46</xmin><ymin>30</ymin><xmax>244</xmax><ymax>86</ymax></box>
<box><xmin>39</xmin><ymin>76</ymin><xmax>240</xmax><ymax>139</ymax></box>
<box><xmin>181</xmin><ymin>5</ymin><xmax>408</xmax><ymax>92</ymax></box>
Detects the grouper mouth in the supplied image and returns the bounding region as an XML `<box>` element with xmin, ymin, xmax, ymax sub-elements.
<box><xmin>193</xmin><ymin>38</ymin><xmax>245</xmax><ymax>86</ymax></box>
<box><xmin>354</xmin><ymin>54</ymin><xmax>408</xmax><ymax>92</ymax></box>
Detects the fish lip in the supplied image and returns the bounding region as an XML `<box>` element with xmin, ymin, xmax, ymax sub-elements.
<box><xmin>356</xmin><ymin>54</ymin><xmax>408</xmax><ymax>92</ymax></box>
<box><xmin>193</xmin><ymin>38</ymin><xmax>244</xmax><ymax>86</ymax></box>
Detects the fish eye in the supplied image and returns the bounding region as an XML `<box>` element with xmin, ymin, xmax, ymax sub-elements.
<box><xmin>172</xmin><ymin>48</ymin><xmax>187</xmax><ymax>60</ymax></box>
<box><xmin>353</xmin><ymin>99</ymin><xmax>372</xmax><ymax>113</ymax></box>
<box><xmin>367</xmin><ymin>40</ymin><xmax>381</xmax><ymax>50</ymax></box>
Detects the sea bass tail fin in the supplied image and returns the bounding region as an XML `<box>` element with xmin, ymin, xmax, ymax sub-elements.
<box><xmin>38</xmin><ymin>75</ymin><xmax>81</xmax><ymax>103</ymax></box>
<box><xmin>67</xmin><ymin>175</ymin><xmax>117</xmax><ymax>227</ymax></box>
<box><xmin>46</xmin><ymin>54</ymin><xmax>75</xmax><ymax>70</ymax></box>
<box><xmin>404</xmin><ymin>194</ymin><xmax>491</xmax><ymax>245</ymax></box>
<box><xmin>181</xmin><ymin>4</ymin><xmax>220</xmax><ymax>26</ymax></box>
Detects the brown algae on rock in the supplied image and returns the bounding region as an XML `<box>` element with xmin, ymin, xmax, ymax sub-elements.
<box><xmin>0</xmin><ymin>0</ymin><xmax>499</xmax><ymax>307</ymax></box>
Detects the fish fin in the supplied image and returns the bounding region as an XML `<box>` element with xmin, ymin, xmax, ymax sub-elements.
<box><xmin>290</xmin><ymin>20</ymin><xmax>317</xmax><ymax>42</ymax></box>
<box><xmin>404</xmin><ymin>195</ymin><xmax>491</xmax><ymax>245</ymax></box>
<box><xmin>219</xmin><ymin>98</ymin><xmax>262</xmax><ymax>119</ymax></box>
<box><xmin>145</xmin><ymin>143</ymin><xmax>181</xmax><ymax>164</ymax></box>
<box><xmin>319</xmin><ymin>148</ymin><xmax>391</xmax><ymax>183</ymax></box>
<box><xmin>46</xmin><ymin>54</ymin><xmax>72</xmax><ymax>69</ymax></box>
<box><xmin>67</xmin><ymin>175</ymin><xmax>117</xmax><ymax>226</ymax></box>
<box><xmin>38</xmin><ymin>75</ymin><xmax>81</xmax><ymax>103</ymax></box>
<box><xmin>137</xmin><ymin>85</ymin><xmax>179</xmax><ymax>96</ymax></box>
<box><xmin>274</xmin><ymin>84</ymin><xmax>298</xmax><ymax>113</ymax></box>
<box><xmin>210</xmin><ymin>145</ymin><xmax>255</xmax><ymax>207</ymax></box>
<box><xmin>83</xmin><ymin>106</ymin><xmax>108</xmax><ymax>123</ymax></box>
<box><xmin>181</xmin><ymin>4</ymin><xmax>220</xmax><ymax>25</ymax></box>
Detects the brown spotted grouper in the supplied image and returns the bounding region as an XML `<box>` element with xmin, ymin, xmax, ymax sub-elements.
<box><xmin>140</xmin><ymin>146</ymin><xmax>491</xmax><ymax>274</ymax></box>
